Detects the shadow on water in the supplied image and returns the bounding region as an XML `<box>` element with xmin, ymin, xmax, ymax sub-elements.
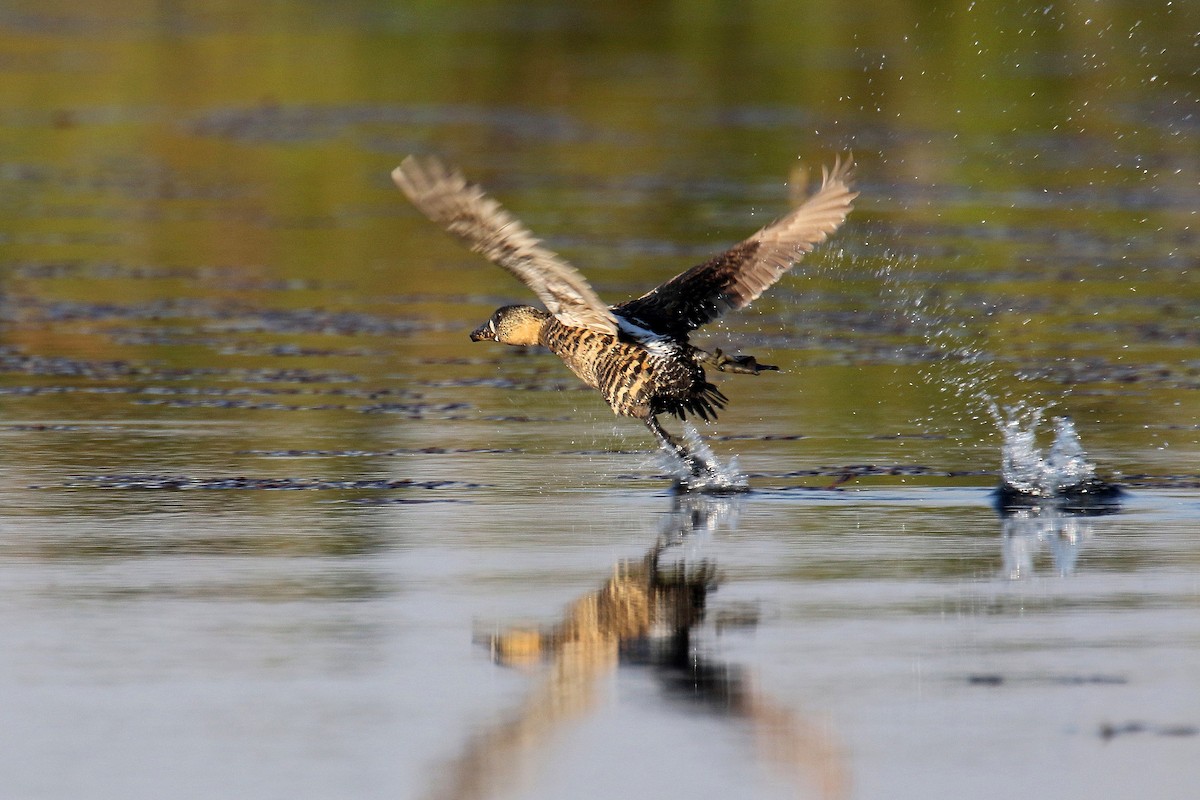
<box><xmin>423</xmin><ymin>493</ymin><xmax>848</xmax><ymax>800</ymax></box>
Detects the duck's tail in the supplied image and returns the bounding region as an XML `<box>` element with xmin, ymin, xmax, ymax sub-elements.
<box><xmin>666</xmin><ymin>381</ymin><xmax>728</xmax><ymax>422</ymax></box>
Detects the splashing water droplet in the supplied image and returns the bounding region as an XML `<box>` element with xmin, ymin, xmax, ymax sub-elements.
<box><xmin>993</xmin><ymin>404</ymin><xmax>1103</xmax><ymax>498</ymax></box>
<box><xmin>662</xmin><ymin>423</ymin><xmax>748</xmax><ymax>494</ymax></box>
<box><xmin>1045</xmin><ymin>416</ymin><xmax>1097</xmax><ymax>493</ymax></box>
<box><xmin>853</xmin><ymin>254</ymin><xmax>1116</xmax><ymax>506</ymax></box>
<box><xmin>997</xmin><ymin>403</ymin><xmax>1049</xmax><ymax>494</ymax></box>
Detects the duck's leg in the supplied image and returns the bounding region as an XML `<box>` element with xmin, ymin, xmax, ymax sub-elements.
<box><xmin>646</xmin><ymin>415</ymin><xmax>688</xmax><ymax>460</ymax></box>
<box><xmin>692</xmin><ymin>347</ymin><xmax>779</xmax><ymax>374</ymax></box>
<box><xmin>645</xmin><ymin>415</ymin><xmax>712</xmax><ymax>478</ymax></box>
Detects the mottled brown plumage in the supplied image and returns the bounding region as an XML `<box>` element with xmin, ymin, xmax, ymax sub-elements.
<box><xmin>394</xmin><ymin>155</ymin><xmax>856</xmax><ymax>474</ymax></box>
<box><xmin>466</xmin><ymin>304</ymin><xmax>726</xmax><ymax>423</ymax></box>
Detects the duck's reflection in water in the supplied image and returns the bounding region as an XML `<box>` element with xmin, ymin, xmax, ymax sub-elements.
<box><xmin>423</xmin><ymin>494</ymin><xmax>848</xmax><ymax>800</ymax></box>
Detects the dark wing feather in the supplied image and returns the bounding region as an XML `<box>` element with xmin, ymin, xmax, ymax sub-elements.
<box><xmin>392</xmin><ymin>156</ymin><xmax>619</xmax><ymax>335</ymax></box>
<box><xmin>615</xmin><ymin>154</ymin><xmax>857</xmax><ymax>338</ymax></box>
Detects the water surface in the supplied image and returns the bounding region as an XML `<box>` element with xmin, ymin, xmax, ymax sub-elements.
<box><xmin>1</xmin><ymin>1</ymin><xmax>1198</xmax><ymax>798</ymax></box>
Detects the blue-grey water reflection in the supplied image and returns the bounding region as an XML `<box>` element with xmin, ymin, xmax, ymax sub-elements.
<box><xmin>2</xmin><ymin>0</ymin><xmax>1199</xmax><ymax>798</ymax></box>
<box><xmin>3</xmin><ymin>486</ymin><xmax>1198</xmax><ymax>799</ymax></box>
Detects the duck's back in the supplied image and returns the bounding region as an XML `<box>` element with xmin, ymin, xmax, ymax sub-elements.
<box><xmin>539</xmin><ymin>318</ymin><xmax>722</xmax><ymax>421</ymax></box>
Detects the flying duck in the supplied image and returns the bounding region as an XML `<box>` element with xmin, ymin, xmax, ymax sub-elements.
<box><xmin>392</xmin><ymin>155</ymin><xmax>856</xmax><ymax>476</ymax></box>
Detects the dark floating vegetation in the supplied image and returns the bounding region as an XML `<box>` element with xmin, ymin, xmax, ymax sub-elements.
<box><xmin>0</xmin><ymin>384</ymin><xmax>421</xmax><ymax>402</ymax></box>
<box><xmin>346</xmin><ymin>496</ymin><xmax>467</xmax><ymax>505</ymax></box>
<box><xmin>712</xmin><ymin>433</ymin><xmax>807</xmax><ymax>442</ymax></box>
<box><xmin>1017</xmin><ymin>359</ymin><xmax>1200</xmax><ymax>391</ymax></box>
<box><xmin>1122</xmin><ymin>474</ymin><xmax>1200</xmax><ymax>490</ymax></box>
<box><xmin>416</xmin><ymin>376</ymin><xmax>585</xmax><ymax>392</ymax></box>
<box><xmin>52</xmin><ymin>475</ymin><xmax>485</xmax><ymax>491</ymax></box>
<box><xmin>238</xmin><ymin>447</ymin><xmax>518</xmax><ymax>457</ymax></box>
<box><xmin>134</xmin><ymin>398</ymin><xmax>471</xmax><ymax>416</ymax></box>
<box><xmin>615</xmin><ymin>462</ymin><xmax>996</xmax><ymax>488</ymax></box>
<box><xmin>748</xmin><ymin>464</ymin><xmax>993</xmax><ymax>480</ymax></box>
<box><xmin>3</xmin><ymin>295</ymin><xmax>456</xmax><ymax>337</ymax></box>
<box><xmin>0</xmin><ymin>348</ymin><xmax>364</xmax><ymax>384</ymax></box>
<box><xmin>0</xmin><ymin>423</ymin><xmax>124</xmax><ymax>432</ymax></box>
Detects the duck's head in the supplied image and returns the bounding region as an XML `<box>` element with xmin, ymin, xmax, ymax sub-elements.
<box><xmin>469</xmin><ymin>305</ymin><xmax>549</xmax><ymax>347</ymax></box>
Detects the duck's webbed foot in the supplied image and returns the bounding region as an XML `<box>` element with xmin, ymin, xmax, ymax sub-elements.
<box><xmin>645</xmin><ymin>415</ymin><xmax>714</xmax><ymax>478</ymax></box>
<box><xmin>696</xmin><ymin>347</ymin><xmax>778</xmax><ymax>375</ymax></box>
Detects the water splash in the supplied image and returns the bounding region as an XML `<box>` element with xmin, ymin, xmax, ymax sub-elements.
<box><xmin>990</xmin><ymin>402</ymin><xmax>1119</xmax><ymax>505</ymax></box>
<box><xmin>1044</xmin><ymin>415</ymin><xmax>1099</xmax><ymax>494</ymax></box>
<box><xmin>662</xmin><ymin>423</ymin><xmax>749</xmax><ymax>494</ymax></box>
<box><xmin>994</xmin><ymin>402</ymin><xmax>1055</xmax><ymax>495</ymax></box>
<box><xmin>868</xmin><ymin>257</ymin><xmax>1119</xmax><ymax>509</ymax></box>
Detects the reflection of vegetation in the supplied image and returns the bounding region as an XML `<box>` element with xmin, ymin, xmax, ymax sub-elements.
<box><xmin>425</xmin><ymin>495</ymin><xmax>848</xmax><ymax>800</ymax></box>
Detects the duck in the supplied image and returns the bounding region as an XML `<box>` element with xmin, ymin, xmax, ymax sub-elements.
<box><xmin>392</xmin><ymin>155</ymin><xmax>856</xmax><ymax>476</ymax></box>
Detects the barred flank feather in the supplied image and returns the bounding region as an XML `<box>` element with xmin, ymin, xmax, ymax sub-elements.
<box><xmin>537</xmin><ymin>317</ymin><xmax>722</xmax><ymax>422</ymax></box>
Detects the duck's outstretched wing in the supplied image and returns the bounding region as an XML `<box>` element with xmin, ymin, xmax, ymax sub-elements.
<box><xmin>393</xmin><ymin>156</ymin><xmax>619</xmax><ymax>335</ymax></box>
<box><xmin>614</xmin><ymin>155</ymin><xmax>857</xmax><ymax>339</ymax></box>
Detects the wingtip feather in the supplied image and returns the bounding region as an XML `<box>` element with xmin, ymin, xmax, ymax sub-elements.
<box><xmin>822</xmin><ymin>152</ymin><xmax>856</xmax><ymax>190</ymax></box>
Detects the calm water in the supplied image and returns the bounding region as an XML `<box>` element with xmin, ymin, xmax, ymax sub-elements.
<box><xmin>1</xmin><ymin>1</ymin><xmax>1198</xmax><ymax>798</ymax></box>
